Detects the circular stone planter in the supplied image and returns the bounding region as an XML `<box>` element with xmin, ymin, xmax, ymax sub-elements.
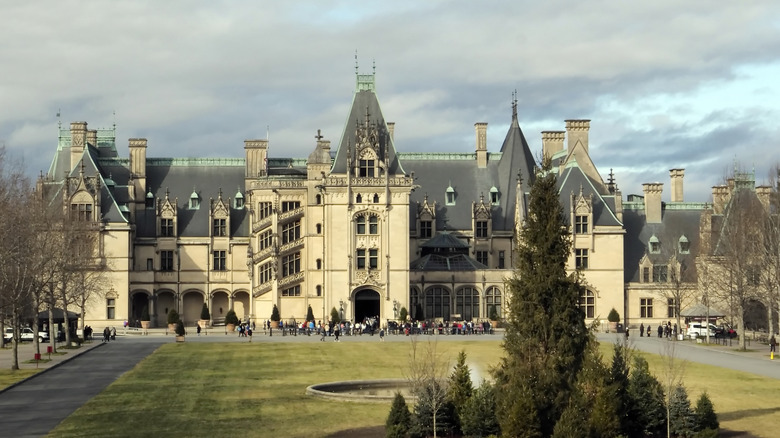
<box><xmin>306</xmin><ymin>379</ymin><xmax>414</xmax><ymax>403</ymax></box>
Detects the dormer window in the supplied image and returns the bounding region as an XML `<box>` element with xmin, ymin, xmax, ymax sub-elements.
<box><xmin>145</xmin><ymin>190</ymin><xmax>154</xmax><ymax>209</ymax></box>
<box><xmin>678</xmin><ymin>235</ymin><xmax>690</xmax><ymax>254</ymax></box>
<box><xmin>649</xmin><ymin>235</ymin><xmax>660</xmax><ymax>254</ymax></box>
<box><xmin>189</xmin><ymin>190</ymin><xmax>200</xmax><ymax>210</ymax></box>
<box><xmin>234</xmin><ymin>190</ymin><xmax>244</xmax><ymax>209</ymax></box>
<box><xmin>446</xmin><ymin>185</ymin><xmax>456</xmax><ymax>206</ymax></box>
<box><xmin>575</xmin><ymin>215</ymin><xmax>589</xmax><ymax>234</ymax></box>
<box><xmin>70</xmin><ymin>203</ymin><xmax>93</xmax><ymax>221</ymax></box>
<box><xmin>359</xmin><ymin>159</ymin><xmax>375</xmax><ymax>177</ymax></box>
<box><xmin>489</xmin><ymin>186</ymin><xmax>499</xmax><ymax>205</ymax></box>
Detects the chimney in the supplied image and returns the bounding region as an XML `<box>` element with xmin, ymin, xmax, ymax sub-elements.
<box><xmin>756</xmin><ymin>186</ymin><xmax>771</xmax><ymax>211</ymax></box>
<box><xmin>474</xmin><ymin>122</ymin><xmax>487</xmax><ymax>168</ymax></box>
<box><xmin>70</xmin><ymin>122</ymin><xmax>88</xmax><ymax>170</ymax></box>
<box><xmin>642</xmin><ymin>183</ymin><xmax>663</xmax><ymax>223</ymax></box>
<box><xmin>387</xmin><ymin>122</ymin><xmax>395</xmax><ymax>142</ymax></box>
<box><xmin>542</xmin><ymin>131</ymin><xmax>565</xmax><ymax>159</ymax></box>
<box><xmin>565</xmin><ymin>119</ymin><xmax>590</xmax><ymax>153</ymax></box>
<box><xmin>129</xmin><ymin>138</ymin><xmax>148</xmax><ymax>201</ymax></box>
<box><xmin>244</xmin><ymin>139</ymin><xmax>269</xmax><ymax>178</ymax></box>
<box><xmin>711</xmin><ymin>185</ymin><xmax>728</xmax><ymax>215</ymax></box>
<box><xmin>87</xmin><ymin>129</ymin><xmax>97</xmax><ymax>147</ymax></box>
<box><xmin>669</xmin><ymin>168</ymin><xmax>684</xmax><ymax>203</ymax></box>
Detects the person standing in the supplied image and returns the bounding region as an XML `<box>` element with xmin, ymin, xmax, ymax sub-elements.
<box><xmin>640</xmin><ymin>323</ymin><xmax>644</xmax><ymax>337</ymax></box>
<box><xmin>770</xmin><ymin>334</ymin><xmax>777</xmax><ymax>354</ymax></box>
<box><xmin>196</xmin><ymin>324</ymin><xmax>202</xmax><ymax>336</ymax></box>
<box><xmin>334</xmin><ymin>326</ymin><xmax>340</xmax><ymax>342</ymax></box>
<box><xmin>102</xmin><ymin>327</ymin><xmax>110</xmax><ymax>343</ymax></box>
<box><xmin>110</xmin><ymin>326</ymin><xmax>116</xmax><ymax>341</ymax></box>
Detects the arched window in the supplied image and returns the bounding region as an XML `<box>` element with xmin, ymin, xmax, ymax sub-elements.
<box><xmin>373</xmin><ymin>193</ymin><xmax>379</xmax><ymax>203</ymax></box>
<box><xmin>356</xmin><ymin>194</ymin><xmax>362</xmax><ymax>203</ymax></box>
<box><xmin>425</xmin><ymin>287</ymin><xmax>451</xmax><ymax>319</ymax></box>
<box><xmin>485</xmin><ymin>287</ymin><xmax>502</xmax><ymax>320</ymax></box>
<box><xmin>579</xmin><ymin>289</ymin><xmax>595</xmax><ymax>319</ymax></box>
<box><xmin>315</xmin><ymin>194</ymin><xmax>321</xmax><ymax>205</ymax></box>
<box><xmin>455</xmin><ymin>287</ymin><xmax>480</xmax><ymax>321</ymax></box>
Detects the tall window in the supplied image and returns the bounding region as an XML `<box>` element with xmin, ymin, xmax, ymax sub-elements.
<box><xmin>258</xmin><ymin>202</ymin><xmax>273</xmax><ymax>219</ymax></box>
<box><xmin>420</xmin><ymin>220</ymin><xmax>432</xmax><ymax>238</ymax></box>
<box><xmin>213</xmin><ymin>250</ymin><xmax>226</xmax><ymax>271</ymax></box>
<box><xmin>281</xmin><ymin>221</ymin><xmax>301</xmax><ymax>244</ymax></box>
<box><xmin>258</xmin><ymin>229</ymin><xmax>273</xmax><ymax>250</ymax></box>
<box><xmin>476</xmin><ymin>251</ymin><xmax>488</xmax><ymax>266</ymax></box>
<box><xmin>575</xmin><ymin>249</ymin><xmax>589</xmax><ymax>269</ymax></box>
<box><xmin>161</xmin><ymin>250</ymin><xmax>174</xmax><ymax>271</ymax></box>
<box><xmin>653</xmin><ymin>265</ymin><xmax>668</xmax><ymax>282</ymax></box>
<box><xmin>476</xmin><ymin>220</ymin><xmax>488</xmax><ymax>238</ymax></box>
<box><xmin>410</xmin><ymin>287</ymin><xmax>421</xmax><ymax>320</ymax></box>
<box><xmin>485</xmin><ymin>287</ymin><xmax>502</xmax><ymax>320</ymax></box>
<box><xmin>282</xmin><ymin>285</ymin><xmax>301</xmax><ymax>297</ymax></box>
<box><xmin>642</xmin><ymin>267</ymin><xmax>650</xmax><ymax>283</ymax></box>
<box><xmin>425</xmin><ymin>287</ymin><xmax>451</xmax><ymax>319</ymax></box>
<box><xmin>281</xmin><ymin>201</ymin><xmax>300</xmax><ymax>212</ymax></box>
<box><xmin>356</xmin><ymin>216</ymin><xmax>366</xmax><ymax>234</ymax></box>
<box><xmin>316</xmin><ymin>259</ymin><xmax>322</xmax><ymax>269</ymax></box>
<box><xmin>359</xmin><ymin>159</ymin><xmax>375</xmax><ymax>177</ymax></box>
<box><xmin>369</xmin><ymin>249</ymin><xmax>378</xmax><ymax>269</ymax></box>
<box><xmin>71</xmin><ymin>203</ymin><xmax>93</xmax><ymax>221</ymax></box>
<box><xmin>579</xmin><ymin>289</ymin><xmax>595</xmax><ymax>318</ymax></box>
<box><xmin>106</xmin><ymin>298</ymin><xmax>115</xmax><ymax>319</ymax></box>
<box><xmin>455</xmin><ymin>287</ymin><xmax>480</xmax><ymax>320</ymax></box>
<box><xmin>356</xmin><ymin>249</ymin><xmax>366</xmax><ymax>269</ymax></box>
<box><xmin>281</xmin><ymin>252</ymin><xmax>301</xmax><ymax>277</ymax></box>
<box><xmin>146</xmin><ymin>258</ymin><xmax>153</xmax><ymax>271</ymax></box>
<box><xmin>213</xmin><ymin>218</ymin><xmax>226</xmax><ymax>237</ymax></box>
<box><xmin>369</xmin><ymin>216</ymin><xmax>378</xmax><ymax>234</ymax></box>
<box><xmin>649</xmin><ymin>236</ymin><xmax>660</xmax><ymax>254</ymax></box>
<box><xmin>575</xmin><ymin>215</ymin><xmax>589</xmax><ymax>234</ymax></box>
<box><xmin>640</xmin><ymin>298</ymin><xmax>654</xmax><ymax>318</ymax></box>
<box><xmin>667</xmin><ymin>297</ymin><xmax>678</xmax><ymax>318</ymax></box>
<box><xmin>160</xmin><ymin>218</ymin><xmax>174</xmax><ymax>237</ymax></box>
<box><xmin>258</xmin><ymin>262</ymin><xmax>273</xmax><ymax>284</ymax></box>
<box><xmin>498</xmin><ymin>251</ymin><xmax>505</xmax><ymax>269</ymax></box>
<box><xmin>316</xmin><ymin>285</ymin><xmax>322</xmax><ymax>296</ymax></box>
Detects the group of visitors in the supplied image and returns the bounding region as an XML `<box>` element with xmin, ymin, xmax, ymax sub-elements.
<box><xmin>101</xmin><ymin>326</ymin><xmax>116</xmax><ymax>342</ymax></box>
<box><xmin>638</xmin><ymin>321</ymin><xmax>677</xmax><ymax>338</ymax></box>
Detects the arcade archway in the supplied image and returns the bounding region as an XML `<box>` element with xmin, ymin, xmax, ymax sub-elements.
<box><xmin>354</xmin><ymin>289</ymin><xmax>380</xmax><ymax>323</ymax></box>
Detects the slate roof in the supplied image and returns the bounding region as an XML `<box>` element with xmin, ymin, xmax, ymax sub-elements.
<box><xmin>557</xmin><ymin>159</ymin><xmax>622</xmax><ymax>228</ymax></box>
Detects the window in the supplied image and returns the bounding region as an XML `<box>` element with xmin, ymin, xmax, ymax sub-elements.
<box><xmin>258</xmin><ymin>262</ymin><xmax>273</xmax><ymax>284</ymax></box>
<box><xmin>373</xmin><ymin>194</ymin><xmax>379</xmax><ymax>203</ymax></box>
<box><xmin>649</xmin><ymin>235</ymin><xmax>660</xmax><ymax>254</ymax></box>
<box><xmin>575</xmin><ymin>215</ymin><xmax>589</xmax><ymax>234</ymax></box>
<box><xmin>356</xmin><ymin>249</ymin><xmax>366</xmax><ymax>269</ymax></box>
<box><xmin>315</xmin><ymin>194</ymin><xmax>321</xmax><ymax>205</ymax></box>
<box><xmin>579</xmin><ymin>289</ymin><xmax>595</xmax><ymax>318</ymax></box>
<box><xmin>281</xmin><ymin>252</ymin><xmax>301</xmax><ymax>277</ymax></box>
<box><xmin>316</xmin><ymin>259</ymin><xmax>322</xmax><ymax>269</ymax></box>
<box><xmin>160</xmin><ymin>219</ymin><xmax>174</xmax><ymax>237</ymax></box>
<box><xmin>446</xmin><ymin>186</ymin><xmax>455</xmax><ymax>205</ymax></box>
<box><xmin>161</xmin><ymin>250</ymin><xmax>174</xmax><ymax>271</ymax></box>
<box><xmin>316</xmin><ymin>285</ymin><xmax>322</xmax><ymax>296</ymax></box>
<box><xmin>640</xmin><ymin>298</ymin><xmax>654</xmax><ymax>318</ymax></box>
<box><xmin>234</xmin><ymin>193</ymin><xmax>244</xmax><ymax>209</ymax></box>
<box><xmin>667</xmin><ymin>297</ymin><xmax>678</xmax><ymax>318</ymax></box>
<box><xmin>356</xmin><ymin>194</ymin><xmax>362</xmax><ymax>203</ymax></box>
<box><xmin>356</xmin><ymin>216</ymin><xmax>366</xmax><ymax>234</ymax></box>
<box><xmin>213</xmin><ymin>218</ymin><xmax>226</xmax><ymax>237</ymax></box>
<box><xmin>476</xmin><ymin>250</ymin><xmax>488</xmax><ymax>266</ymax></box>
<box><xmin>420</xmin><ymin>220</ymin><xmax>432</xmax><ymax>238</ymax></box>
<box><xmin>281</xmin><ymin>201</ymin><xmax>300</xmax><ymax>212</ymax></box>
<box><xmin>213</xmin><ymin>250</ymin><xmax>226</xmax><ymax>271</ymax></box>
<box><xmin>642</xmin><ymin>267</ymin><xmax>650</xmax><ymax>283</ymax></box>
<box><xmin>455</xmin><ymin>287</ymin><xmax>480</xmax><ymax>320</ymax></box>
<box><xmin>679</xmin><ymin>236</ymin><xmax>690</xmax><ymax>254</ymax></box>
<box><xmin>485</xmin><ymin>287</ymin><xmax>502</xmax><ymax>320</ymax></box>
<box><xmin>359</xmin><ymin>159</ymin><xmax>375</xmax><ymax>177</ymax></box>
<box><xmin>747</xmin><ymin>266</ymin><xmax>760</xmax><ymax>286</ymax></box>
<box><xmin>146</xmin><ymin>258</ymin><xmax>153</xmax><ymax>271</ymax></box>
<box><xmin>71</xmin><ymin>203</ymin><xmax>93</xmax><ymax>221</ymax></box>
<box><xmin>575</xmin><ymin>248</ymin><xmax>589</xmax><ymax>269</ymax></box>
<box><xmin>490</xmin><ymin>187</ymin><xmax>499</xmax><ymax>205</ymax></box>
<box><xmin>258</xmin><ymin>229</ymin><xmax>273</xmax><ymax>250</ymax></box>
<box><xmin>281</xmin><ymin>285</ymin><xmax>301</xmax><ymax>297</ymax></box>
<box><xmin>258</xmin><ymin>202</ymin><xmax>273</xmax><ymax>219</ymax></box>
<box><xmin>316</xmin><ymin>223</ymin><xmax>322</xmax><ymax>234</ymax></box>
<box><xmin>476</xmin><ymin>220</ymin><xmax>488</xmax><ymax>238</ymax></box>
<box><xmin>107</xmin><ymin>298</ymin><xmax>115</xmax><ymax>319</ymax></box>
<box><xmin>281</xmin><ymin>221</ymin><xmax>300</xmax><ymax>244</ymax></box>
<box><xmin>369</xmin><ymin>216</ymin><xmax>378</xmax><ymax>234</ymax></box>
<box><xmin>498</xmin><ymin>251</ymin><xmax>505</xmax><ymax>269</ymax></box>
<box><xmin>653</xmin><ymin>265</ymin><xmax>668</xmax><ymax>282</ymax></box>
<box><xmin>425</xmin><ymin>287</ymin><xmax>451</xmax><ymax>319</ymax></box>
<box><xmin>369</xmin><ymin>249</ymin><xmax>378</xmax><ymax>270</ymax></box>
<box><xmin>189</xmin><ymin>192</ymin><xmax>200</xmax><ymax>209</ymax></box>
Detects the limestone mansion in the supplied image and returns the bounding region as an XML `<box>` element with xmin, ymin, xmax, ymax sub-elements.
<box><xmin>38</xmin><ymin>72</ymin><xmax>772</xmax><ymax>331</ymax></box>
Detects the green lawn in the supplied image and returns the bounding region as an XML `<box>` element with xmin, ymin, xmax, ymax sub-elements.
<box><xmin>47</xmin><ymin>339</ymin><xmax>780</xmax><ymax>437</ymax></box>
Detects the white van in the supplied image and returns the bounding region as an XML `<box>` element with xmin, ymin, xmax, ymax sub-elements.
<box><xmin>686</xmin><ymin>323</ymin><xmax>716</xmax><ymax>338</ymax></box>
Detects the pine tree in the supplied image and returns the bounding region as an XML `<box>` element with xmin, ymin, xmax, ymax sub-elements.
<box><xmin>609</xmin><ymin>342</ymin><xmax>636</xmax><ymax>435</ymax></box>
<box><xmin>410</xmin><ymin>381</ymin><xmax>457</xmax><ymax>438</ymax></box>
<box><xmin>627</xmin><ymin>356</ymin><xmax>666</xmax><ymax>438</ymax></box>
<box><xmin>460</xmin><ymin>383</ymin><xmax>501</xmax><ymax>437</ymax></box>
<box><xmin>386</xmin><ymin>392</ymin><xmax>411</xmax><ymax>438</ymax></box>
<box><xmin>306</xmin><ymin>305</ymin><xmax>315</xmax><ymax>323</ymax></box>
<box><xmin>669</xmin><ymin>385</ymin><xmax>696</xmax><ymax>438</ymax></box>
<box><xmin>693</xmin><ymin>392</ymin><xmax>719</xmax><ymax>433</ymax></box>
<box><xmin>446</xmin><ymin>350</ymin><xmax>473</xmax><ymax>420</ymax></box>
<box><xmin>493</xmin><ymin>156</ymin><xmax>589</xmax><ymax>437</ymax></box>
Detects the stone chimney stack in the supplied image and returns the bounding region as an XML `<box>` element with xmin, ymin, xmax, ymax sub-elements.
<box><xmin>387</xmin><ymin>122</ymin><xmax>395</xmax><ymax>142</ymax></box>
<box><xmin>669</xmin><ymin>168</ymin><xmax>685</xmax><ymax>203</ymax></box>
<box><xmin>70</xmin><ymin>122</ymin><xmax>88</xmax><ymax>170</ymax></box>
<box><xmin>87</xmin><ymin>129</ymin><xmax>97</xmax><ymax>147</ymax></box>
<box><xmin>129</xmin><ymin>138</ymin><xmax>148</xmax><ymax>200</ymax></box>
<box><xmin>244</xmin><ymin>139</ymin><xmax>269</xmax><ymax>179</ymax></box>
<box><xmin>542</xmin><ymin>131</ymin><xmax>565</xmax><ymax>158</ymax></box>
<box><xmin>475</xmin><ymin>123</ymin><xmax>487</xmax><ymax>168</ymax></box>
<box><xmin>565</xmin><ymin>119</ymin><xmax>590</xmax><ymax>153</ymax></box>
<box><xmin>642</xmin><ymin>183</ymin><xmax>663</xmax><ymax>223</ymax></box>
<box><xmin>756</xmin><ymin>186</ymin><xmax>772</xmax><ymax>211</ymax></box>
<box><xmin>711</xmin><ymin>185</ymin><xmax>728</xmax><ymax>215</ymax></box>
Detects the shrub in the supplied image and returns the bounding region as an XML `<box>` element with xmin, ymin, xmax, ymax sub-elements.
<box><xmin>306</xmin><ymin>305</ymin><xmax>315</xmax><ymax>322</ymax></box>
<box><xmin>271</xmin><ymin>305</ymin><xmax>281</xmax><ymax>322</ymax></box>
<box><xmin>225</xmin><ymin>309</ymin><xmax>240</xmax><ymax>325</ymax></box>
<box><xmin>200</xmin><ymin>303</ymin><xmax>210</xmax><ymax>320</ymax></box>
<box><xmin>627</xmin><ymin>356</ymin><xmax>667</xmax><ymax>437</ymax></box>
<box><xmin>330</xmin><ymin>307</ymin><xmax>340</xmax><ymax>324</ymax></box>
<box><xmin>174</xmin><ymin>319</ymin><xmax>186</xmax><ymax>336</ymax></box>
<box><xmin>140</xmin><ymin>305</ymin><xmax>150</xmax><ymax>321</ymax></box>
<box><xmin>167</xmin><ymin>309</ymin><xmax>180</xmax><ymax>325</ymax></box>
<box><xmin>461</xmin><ymin>383</ymin><xmax>500</xmax><ymax>437</ymax></box>
<box><xmin>386</xmin><ymin>392</ymin><xmax>411</xmax><ymax>438</ymax></box>
<box><xmin>669</xmin><ymin>385</ymin><xmax>696</xmax><ymax>438</ymax></box>
<box><xmin>694</xmin><ymin>392</ymin><xmax>719</xmax><ymax>432</ymax></box>
<box><xmin>399</xmin><ymin>306</ymin><xmax>408</xmax><ymax>322</ymax></box>
<box><xmin>607</xmin><ymin>308</ymin><xmax>620</xmax><ymax>323</ymax></box>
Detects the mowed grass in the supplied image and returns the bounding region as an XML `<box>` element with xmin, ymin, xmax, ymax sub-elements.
<box><xmin>48</xmin><ymin>339</ymin><xmax>780</xmax><ymax>438</ymax></box>
<box><xmin>0</xmin><ymin>369</ymin><xmax>39</xmax><ymax>388</ymax></box>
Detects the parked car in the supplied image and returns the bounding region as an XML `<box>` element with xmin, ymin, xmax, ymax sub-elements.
<box><xmin>3</xmin><ymin>327</ymin><xmax>49</xmax><ymax>343</ymax></box>
<box><xmin>686</xmin><ymin>323</ymin><xmax>716</xmax><ymax>338</ymax></box>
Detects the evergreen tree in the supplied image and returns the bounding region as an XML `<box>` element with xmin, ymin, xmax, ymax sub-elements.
<box><xmin>669</xmin><ymin>385</ymin><xmax>696</xmax><ymax>438</ymax></box>
<box><xmin>693</xmin><ymin>392</ymin><xmax>719</xmax><ymax>433</ymax></box>
<box><xmin>330</xmin><ymin>307</ymin><xmax>340</xmax><ymax>324</ymax></box>
<box><xmin>200</xmin><ymin>303</ymin><xmax>210</xmax><ymax>320</ymax></box>
<box><xmin>409</xmin><ymin>381</ymin><xmax>457</xmax><ymax>438</ymax></box>
<box><xmin>386</xmin><ymin>392</ymin><xmax>411</xmax><ymax>438</ymax></box>
<box><xmin>306</xmin><ymin>305</ymin><xmax>315</xmax><ymax>322</ymax></box>
<box><xmin>609</xmin><ymin>342</ymin><xmax>636</xmax><ymax>435</ymax></box>
<box><xmin>460</xmin><ymin>383</ymin><xmax>500</xmax><ymax>437</ymax></box>
<box><xmin>446</xmin><ymin>350</ymin><xmax>473</xmax><ymax>424</ymax></box>
<box><xmin>627</xmin><ymin>356</ymin><xmax>666</xmax><ymax>437</ymax></box>
<box><xmin>493</xmin><ymin>156</ymin><xmax>589</xmax><ymax>437</ymax></box>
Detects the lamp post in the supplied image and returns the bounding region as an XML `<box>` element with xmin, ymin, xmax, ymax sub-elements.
<box><xmin>393</xmin><ymin>299</ymin><xmax>398</xmax><ymax>320</ymax></box>
<box><xmin>339</xmin><ymin>300</ymin><xmax>344</xmax><ymax>322</ymax></box>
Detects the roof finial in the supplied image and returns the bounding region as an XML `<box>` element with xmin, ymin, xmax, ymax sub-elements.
<box><xmin>355</xmin><ymin>50</ymin><xmax>359</xmax><ymax>76</ymax></box>
<box><xmin>511</xmin><ymin>90</ymin><xmax>518</xmax><ymax>120</ymax></box>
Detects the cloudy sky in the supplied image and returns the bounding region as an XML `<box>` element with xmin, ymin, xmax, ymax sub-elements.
<box><xmin>3</xmin><ymin>1</ymin><xmax>780</xmax><ymax>201</ymax></box>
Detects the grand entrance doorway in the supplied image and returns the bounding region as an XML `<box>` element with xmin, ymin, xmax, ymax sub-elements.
<box><xmin>354</xmin><ymin>289</ymin><xmax>380</xmax><ymax>323</ymax></box>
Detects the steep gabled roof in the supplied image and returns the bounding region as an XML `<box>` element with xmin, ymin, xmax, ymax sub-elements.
<box><xmin>495</xmin><ymin>100</ymin><xmax>536</xmax><ymax>230</ymax></box>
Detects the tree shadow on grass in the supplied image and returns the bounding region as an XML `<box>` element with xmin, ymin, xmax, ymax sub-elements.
<box><xmin>324</xmin><ymin>426</ymin><xmax>384</xmax><ymax>438</ymax></box>
<box><xmin>719</xmin><ymin>429</ymin><xmax>759</xmax><ymax>437</ymax></box>
<box><xmin>718</xmin><ymin>406</ymin><xmax>780</xmax><ymax>422</ymax></box>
